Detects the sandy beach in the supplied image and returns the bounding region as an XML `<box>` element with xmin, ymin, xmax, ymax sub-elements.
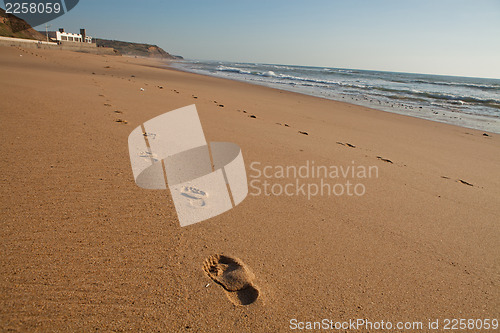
<box><xmin>1</xmin><ymin>45</ymin><xmax>499</xmax><ymax>331</ymax></box>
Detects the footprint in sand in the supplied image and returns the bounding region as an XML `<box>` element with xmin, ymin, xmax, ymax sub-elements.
<box><xmin>180</xmin><ymin>186</ymin><xmax>208</xmax><ymax>207</ymax></box>
<box><xmin>203</xmin><ymin>254</ymin><xmax>260</xmax><ymax>306</ymax></box>
<box><xmin>376</xmin><ymin>156</ymin><xmax>393</xmax><ymax>164</ymax></box>
<box><xmin>139</xmin><ymin>151</ymin><xmax>159</xmax><ymax>162</ymax></box>
<box><xmin>337</xmin><ymin>142</ymin><xmax>356</xmax><ymax>148</ymax></box>
<box><xmin>142</xmin><ymin>132</ymin><xmax>157</xmax><ymax>140</ymax></box>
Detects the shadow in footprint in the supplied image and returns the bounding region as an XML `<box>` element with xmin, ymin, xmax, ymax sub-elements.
<box><xmin>458</xmin><ymin>179</ymin><xmax>473</xmax><ymax>186</ymax></box>
<box><xmin>337</xmin><ymin>142</ymin><xmax>355</xmax><ymax>148</ymax></box>
<box><xmin>377</xmin><ymin>156</ymin><xmax>393</xmax><ymax>164</ymax></box>
<box><xmin>203</xmin><ymin>254</ymin><xmax>260</xmax><ymax>306</ymax></box>
<box><xmin>231</xmin><ymin>286</ymin><xmax>260</xmax><ymax>306</ymax></box>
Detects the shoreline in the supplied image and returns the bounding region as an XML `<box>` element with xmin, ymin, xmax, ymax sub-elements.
<box><xmin>1</xmin><ymin>46</ymin><xmax>499</xmax><ymax>331</ymax></box>
<box><xmin>170</xmin><ymin>60</ymin><xmax>500</xmax><ymax>134</ymax></box>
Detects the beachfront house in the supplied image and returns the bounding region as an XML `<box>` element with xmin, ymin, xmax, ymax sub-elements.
<box><xmin>45</xmin><ymin>28</ymin><xmax>93</xmax><ymax>44</ymax></box>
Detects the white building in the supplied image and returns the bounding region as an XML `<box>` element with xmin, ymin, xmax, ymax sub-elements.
<box><xmin>46</xmin><ymin>28</ymin><xmax>93</xmax><ymax>44</ymax></box>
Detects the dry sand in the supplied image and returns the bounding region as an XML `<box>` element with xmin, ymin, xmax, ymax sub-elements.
<box><xmin>1</xmin><ymin>45</ymin><xmax>499</xmax><ymax>331</ymax></box>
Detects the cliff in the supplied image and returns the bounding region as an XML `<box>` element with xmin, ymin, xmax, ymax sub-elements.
<box><xmin>95</xmin><ymin>38</ymin><xmax>176</xmax><ymax>59</ymax></box>
<box><xmin>0</xmin><ymin>8</ymin><xmax>46</xmax><ymax>40</ymax></box>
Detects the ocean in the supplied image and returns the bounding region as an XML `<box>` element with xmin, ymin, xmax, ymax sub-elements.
<box><xmin>172</xmin><ymin>60</ymin><xmax>500</xmax><ymax>134</ymax></box>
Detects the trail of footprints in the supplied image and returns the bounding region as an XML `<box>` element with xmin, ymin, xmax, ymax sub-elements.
<box><xmin>20</xmin><ymin>44</ymin><xmax>490</xmax><ymax>184</ymax></box>
<box><xmin>14</xmin><ymin>46</ymin><xmax>49</xmax><ymax>61</ymax></box>
<box><xmin>205</xmin><ymin>96</ymin><xmax>489</xmax><ymax>189</ymax></box>
<box><xmin>93</xmin><ymin>80</ymin><xmax>129</xmax><ymax>125</ymax></box>
<box><xmin>335</xmin><ymin>140</ymin><xmax>477</xmax><ymax>187</ymax></box>
<box><xmin>92</xmin><ymin>74</ymin><xmax>483</xmax><ymax>188</ymax></box>
<box><xmin>203</xmin><ymin>254</ymin><xmax>260</xmax><ymax>306</ymax></box>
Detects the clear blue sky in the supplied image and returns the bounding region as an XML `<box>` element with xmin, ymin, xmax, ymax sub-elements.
<box><xmin>30</xmin><ymin>0</ymin><xmax>500</xmax><ymax>79</ymax></box>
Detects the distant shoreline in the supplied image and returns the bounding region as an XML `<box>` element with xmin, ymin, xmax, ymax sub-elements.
<box><xmin>171</xmin><ymin>60</ymin><xmax>500</xmax><ymax>134</ymax></box>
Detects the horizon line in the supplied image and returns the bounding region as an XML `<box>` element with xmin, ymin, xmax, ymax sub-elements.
<box><xmin>183</xmin><ymin>57</ymin><xmax>500</xmax><ymax>81</ymax></box>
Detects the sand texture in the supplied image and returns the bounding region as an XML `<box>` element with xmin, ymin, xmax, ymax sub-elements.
<box><xmin>1</xmin><ymin>46</ymin><xmax>499</xmax><ymax>332</ymax></box>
